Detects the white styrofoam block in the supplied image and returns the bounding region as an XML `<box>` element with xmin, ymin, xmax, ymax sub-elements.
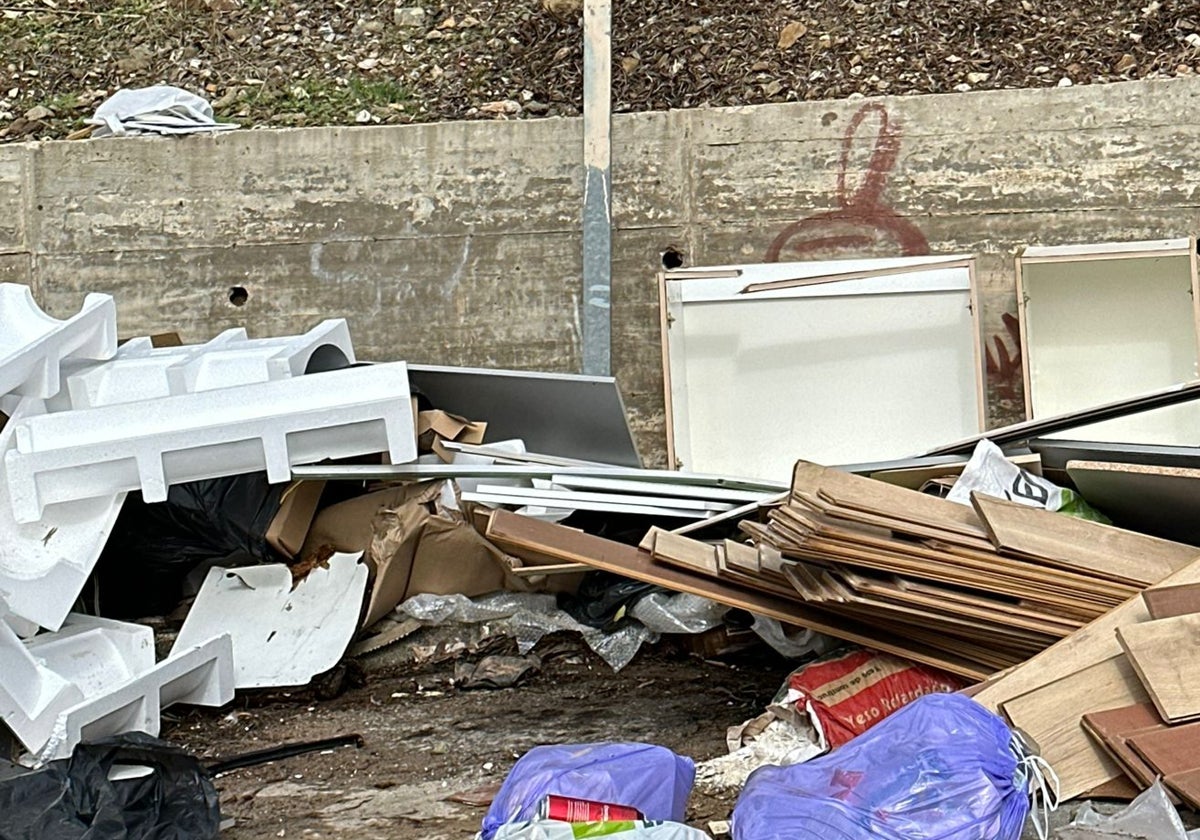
<box><xmin>0</xmin><ymin>396</ymin><xmax>127</xmax><ymax>630</ymax></box>
<box><xmin>1</xmin><ymin>321</ymin><xmax>358</xmax><ymax>631</ymax></box>
<box><xmin>37</xmin><ymin>634</ymin><xmax>235</xmax><ymax>763</ymax></box>
<box><xmin>171</xmin><ymin>553</ymin><xmax>367</xmax><ymax>689</ymax></box>
<box><xmin>5</xmin><ymin>361</ymin><xmax>416</xmax><ymax>523</ymax></box>
<box><xmin>0</xmin><ymin>284</ymin><xmax>117</xmax><ymax>399</ymax></box>
<box><xmin>0</xmin><ymin>613</ymin><xmax>83</xmax><ymax>753</ymax></box>
<box><xmin>54</xmin><ymin>319</ymin><xmax>354</xmax><ymax>410</ymax></box>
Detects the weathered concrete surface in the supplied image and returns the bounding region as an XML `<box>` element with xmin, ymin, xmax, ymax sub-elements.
<box><xmin>5</xmin><ymin>78</ymin><xmax>1200</xmax><ymax>465</ymax></box>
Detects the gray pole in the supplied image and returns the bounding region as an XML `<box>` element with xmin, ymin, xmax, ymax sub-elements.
<box><xmin>581</xmin><ymin>0</ymin><xmax>612</xmax><ymax>376</ymax></box>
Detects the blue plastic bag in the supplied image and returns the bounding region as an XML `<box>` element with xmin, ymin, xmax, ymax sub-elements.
<box><xmin>731</xmin><ymin>694</ymin><xmax>1031</xmax><ymax>840</ymax></box>
<box><xmin>480</xmin><ymin>743</ymin><xmax>696</xmax><ymax>840</ymax></box>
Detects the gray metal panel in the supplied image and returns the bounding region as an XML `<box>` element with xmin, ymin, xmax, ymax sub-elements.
<box><xmin>407</xmin><ymin>364</ymin><xmax>641</xmax><ymax>467</ymax></box>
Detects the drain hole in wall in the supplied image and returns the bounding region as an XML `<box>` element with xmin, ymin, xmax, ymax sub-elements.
<box><xmin>228</xmin><ymin>286</ymin><xmax>249</xmax><ymax>306</ymax></box>
<box><xmin>661</xmin><ymin>247</ymin><xmax>685</xmax><ymax>270</ymax></box>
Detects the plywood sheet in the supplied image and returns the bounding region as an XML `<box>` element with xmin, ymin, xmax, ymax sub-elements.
<box><xmin>971</xmin><ymin>492</ymin><xmax>1196</xmax><ymax>586</ymax></box>
<box><xmin>1001</xmin><ymin>654</ymin><xmax>1149</xmax><ymax>800</ymax></box>
<box><xmin>1117</xmin><ymin>613</ymin><xmax>1200</xmax><ymax>723</ymax></box>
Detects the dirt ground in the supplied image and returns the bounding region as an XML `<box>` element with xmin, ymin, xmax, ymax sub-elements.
<box><xmin>166</xmin><ymin>627</ymin><xmax>788</xmax><ymax>839</ymax></box>
<box><xmin>157</xmin><ymin>622</ymin><xmax>1130</xmax><ymax>839</ymax></box>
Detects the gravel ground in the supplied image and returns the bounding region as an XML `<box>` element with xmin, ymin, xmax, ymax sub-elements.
<box><xmin>3</xmin><ymin>0</ymin><xmax>1200</xmax><ymax>140</ymax></box>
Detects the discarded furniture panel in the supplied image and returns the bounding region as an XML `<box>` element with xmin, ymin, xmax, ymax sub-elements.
<box><xmin>0</xmin><ymin>285</ymin><xmax>117</xmax><ymax>400</ymax></box>
<box><xmin>1016</xmin><ymin>238</ymin><xmax>1200</xmax><ymax>444</ymax></box>
<box><xmin>927</xmin><ymin>381</ymin><xmax>1200</xmax><ymax>457</ymax></box>
<box><xmin>1066</xmin><ymin>460</ymin><xmax>1200</xmax><ymax>546</ymax></box>
<box><xmin>171</xmin><ymin>553</ymin><xmax>368</xmax><ymax>689</ymax></box>
<box><xmin>659</xmin><ymin>256</ymin><xmax>982</xmax><ymax>479</ymax></box>
<box><xmin>4</xmin><ymin>362</ymin><xmax>417</xmax><ymax>522</ymax></box>
<box><xmin>407</xmin><ymin>364</ymin><xmax>642</xmax><ymax>467</ymax></box>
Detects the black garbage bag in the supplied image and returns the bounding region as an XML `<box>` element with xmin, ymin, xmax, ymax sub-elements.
<box><xmin>94</xmin><ymin>473</ymin><xmax>287</xmax><ymax>618</ymax></box>
<box><xmin>0</xmin><ymin>732</ymin><xmax>220</xmax><ymax>840</ymax></box>
<box><xmin>559</xmin><ymin>571</ymin><xmax>664</xmax><ymax>630</ymax></box>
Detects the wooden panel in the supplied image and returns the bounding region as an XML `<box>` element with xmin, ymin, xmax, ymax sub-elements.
<box><xmin>1068</xmin><ymin>460</ymin><xmax>1200</xmax><ymax>546</ymax></box>
<box><xmin>972</xmin><ymin>557</ymin><xmax>1200</xmax><ymax>712</ymax></box>
<box><xmin>1080</xmin><ymin>703</ymin><xmax>1167</xmax><ymax>789</ymax></box>
<box><xmin>1001</xmin><ymin>654</ymin><xmax>1149</xmax><ymax>800</ymax></box>
<box><xmin>793</xmin><ymin>461</ymin><xmax>986</xmax><ymax>538</ymax></box>
<box><xmin>971</xmin><ymin>491</ymin><xmax>1197</xmax><ymax>586</ymax></box>
<box><xmin>1128</xmin><ymin>722</ymin><xmax>1200</xmax><ymax>776</ymax></box>
<box><xmin>1117</xmin><ymin>613</ymin><xmax>1200</xmax><ymax>723</ymax></box>
<box><xmin>1142</xmin><ymin>582</ymin><xmax>1200</xmax><ymax>619</ymax></box>
<box><xmin>485</xmin><ymin>510</ymin><xmax>992</xmax><ymax>679</ymax></box>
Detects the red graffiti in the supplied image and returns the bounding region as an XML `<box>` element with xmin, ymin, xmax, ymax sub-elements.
<box><xmin>986</xmin><ymin>312</ymin><xmax>1024</xmax><ymax>406</ymax></box>
<box><xmin>765</xmin><ymin>103</ymin><xmax>929</xmax><ymax>261</ymax></box>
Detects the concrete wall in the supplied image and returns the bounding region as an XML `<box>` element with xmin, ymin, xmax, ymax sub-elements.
<box><xmin>4</xmin><ymin>77</ymin><xmax>1200</xmax><ymax>466</ymax></box>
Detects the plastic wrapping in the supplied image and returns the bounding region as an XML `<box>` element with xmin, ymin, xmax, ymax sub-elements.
<box><xmin>480</xmin><ymin>743</ymin><xmax>696</xmax><ymax>840</ymax></box>
<box><xmin>629</xmin><ymin>592</ymin><xmax>728</xmax><ymax>635</ymax></box>
<box><xmin>749</xmin><ymin>615</ymin><xmax>835</xmax><ymax>659</ymax></box>
<box><xmin>731</xmin><ymin>694</ymin><xmax>1032</xmax><ymax>840</ymax></box>
<box><xmin>88</xmin><ymin>85</ymin><xmax>238</xmax><ymax>137</ymax></box>
<box><xmin>494</xmin><ymin>819</ymin><xmax>713</xmax><ymax>839</ymax></box>
<box><xmin>946</xmin><ymin>440</ymin><xmax>1109</xmax><ymax>522</ymax></box>
<box><xmin>397</xmin><ymin>592</ymin><xmax>653</xmax><ymax>671</ymax></box>
<box><xmin>96</xmin><ymin>473</ymin><xmax>285</xmax><ymax>619</ymax></box>
<box><xmin>0</xmin><ymin>732</ymin><xmax>220</xmax><ymax>840</ymax></box>
<box><xmin>560</xmin><ymin>573</ymin><xmax>663</xmax><ymax>630</ymax></box>
<box><xmin>1057</xmin><ymin>781</ymin><xmax>1200</xmax><ymax>840</ymax></box>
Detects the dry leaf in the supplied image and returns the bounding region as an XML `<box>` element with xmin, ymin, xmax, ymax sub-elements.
<box><xmin>778</xmin><ymin>21</ymin><xmax>807</xmax><ymax>50</ymax></box>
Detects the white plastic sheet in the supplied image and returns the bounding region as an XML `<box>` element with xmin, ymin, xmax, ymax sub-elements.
<box><xmin>88</xmin><ymin>86</ymin><xmax>238</xmax><ymax>137</ymax></box>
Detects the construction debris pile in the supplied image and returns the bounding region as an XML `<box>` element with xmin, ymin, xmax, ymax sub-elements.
<box><xmin>8</xmin><ymin>246</ymin><xmax>1200</xmax><ymax>840</ymax></box>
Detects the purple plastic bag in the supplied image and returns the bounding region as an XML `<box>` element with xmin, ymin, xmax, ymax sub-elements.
<box><xmin>731</xmin><ymin>694</ymin><xmax>1031</xmax><ymax>840</ymax></box>
<box><xmin>480</xmin><ymin>743</ymin><xmax>696</xmax><ymax>840</ymax></box>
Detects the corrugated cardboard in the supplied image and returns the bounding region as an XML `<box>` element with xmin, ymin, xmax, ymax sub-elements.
<box><xmin>266</xmin><ymin>480</ymin><xmax>327</xmax><ymax>559</ymax></box>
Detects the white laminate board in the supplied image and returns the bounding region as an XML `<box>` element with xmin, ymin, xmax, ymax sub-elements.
<box><xmin>665</xmin><ymin>263</ymin><xmax>980</xmax><ymax>477</ymax></box>
<box><xmin>1022</xmin><ymin>253</ymin><xmax>1200</xmax><ymax>445</ymax></box>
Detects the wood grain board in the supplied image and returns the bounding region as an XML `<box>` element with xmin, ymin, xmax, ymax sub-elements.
<box><xmin>1001</xmin><ymin>654</ymin><xmax>1149</xmax><ymax>800</ymax></box>
<box><xmin>1080</xmin><ymin>703</ymin><xmax>1167</xmax><ymax>789</ymax></box>
<box><xmin>970</xmin><ymin>491</ymin><xmax>1196</xmax><ymax>587</ymax></box>
<box><xmin>1117</xmin><ymin>613</ymin><xmax>1200</xmax><ymax>723</ymax></box>
<box><xmin>1127</xmin><ymin>722</ymin><xmax>1200</xmax><ymax>776</ymax></box>
<box><xmin>1142</xmin><ymin>582</ymin><xmax>1200</xmax><ymax>619</ymax></box>
<box><xmin>485</xmin><ymin>510</ymin><xmax>993</xmax><ymax>679</ymax></box>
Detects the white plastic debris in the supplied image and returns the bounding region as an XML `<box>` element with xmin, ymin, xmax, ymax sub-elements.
<box><xmin>0</xmin><ymin>284</ymin><xmax>117</xmax><ymax>400</ymax></box>
<box><xmin>1056</xmin><ymin>780</ymin><xmax>1200</xmax><ymax>840</ymax></box>
<box><xmin>0</xmin><ymin>611</ymin><xmax>233</xmax><ymax>759</ymax></box>
<box><xmin>946</xmin><ymin>439</ymin><xmax>1065</xmax><ymax>509</ymax></box>
<box><xmin>0</xmin><ymin>319</ymin><xmax>358</xmax><ymax>631</ymax></box>
<box><xmin>171</xmin><ymin>553</ymin><xmax>369</xmax><ymax>689</ymax></box>
<box><xmin>87</xmin><ymin>85</ymin><xmax>239</xmax><ymax>137</ymax></box>
<box><xmin>5</xmin><ymin>361</ymin><xmax>417</xmax><ymax>522</ymax></box>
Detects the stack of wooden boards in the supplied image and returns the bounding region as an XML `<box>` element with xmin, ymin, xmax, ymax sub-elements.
<box><xmin>484</xmin><ymin>460</ymin><xmax>1197</xmax><ymax>681</ymax></box>
<box><xmin>483</xmin><ymin>459</ymin><xmax>1200</xmax><ymax>800</ymax></box>
<box><xmin>720</xmin><ymin>461</ymin><xmax>1198</xmax><ymax>677</ymax></box>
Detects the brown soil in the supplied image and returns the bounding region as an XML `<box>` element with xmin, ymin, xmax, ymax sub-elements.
<box><xmin>3</xmin><ymin>0</ymin><xmax>1199</xmax><ymax>141</ymax></box>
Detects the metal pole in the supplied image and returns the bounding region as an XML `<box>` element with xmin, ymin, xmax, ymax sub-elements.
<box><xmin>581</xmin><ymin>0</ymin><xmax>612</xmax><ymax>376</ymax></box>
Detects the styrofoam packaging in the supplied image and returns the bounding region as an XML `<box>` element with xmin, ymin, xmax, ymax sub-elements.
<box><xmin>4</xmin><ymin>361</ymin><xmax>417</xmax><ymax>523</ymax></box>
<box><xmin>0</xmin><ymin>284</ymin><xmax>117</xmax><ymax>399</ymax></box>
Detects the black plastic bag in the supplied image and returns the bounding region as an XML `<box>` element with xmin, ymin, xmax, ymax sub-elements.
<box><xmin>0</xmin><ymin>733</ymin><xmax>220</xmax><ymax>840</ymax></box>
<box><xmin>95</xmin><ymin>473</ymin><xmax>287</xmax><ymax>618</ymax></box>
<box><xmin>559</xmin><ymin>571</ymin><xmax>663</xmax><ymax>630</ymax></box>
